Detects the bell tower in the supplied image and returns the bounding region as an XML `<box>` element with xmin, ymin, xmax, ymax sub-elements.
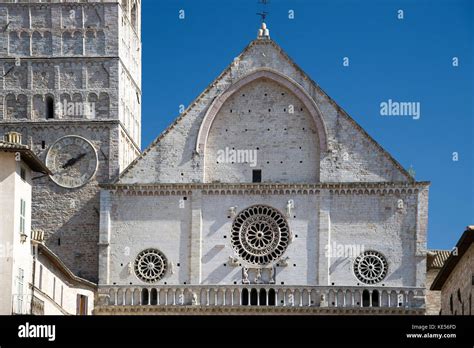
<box><xmin>0</xmin><ymin>0</ymin><xmax>142</xmax><ymax>282</ymax></box>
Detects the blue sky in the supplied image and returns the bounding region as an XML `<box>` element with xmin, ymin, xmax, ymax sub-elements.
<box><xmin>140</xmin><ymin>0</ymin><xmax>473</xmax><ymax>250</ymax></box>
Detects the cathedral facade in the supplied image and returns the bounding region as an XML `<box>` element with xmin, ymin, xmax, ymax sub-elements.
<box><xmin>95</xmin><ymin>24</ymin><xmax>429</xmax><ymax>314</ymax></box>
<box><xmin>0</xmin><ymin>0</ymin><xmax>429</xmax><ymax>315</ymax></box>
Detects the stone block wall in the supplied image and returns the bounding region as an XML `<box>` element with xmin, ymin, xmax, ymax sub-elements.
<box><xmin>440</xmin><ymin>245</ymin><xmax>473</xmax><ymax>315</ymax></box>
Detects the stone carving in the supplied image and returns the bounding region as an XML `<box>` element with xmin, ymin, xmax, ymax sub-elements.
<box><xmin>286</xmin><ymin>199</ymin><xmax>294</xmax><ymax>218</ymax></box>
<box><xmin>255</xmin><ymin>268</ymin><xmax>262</xmax><ymax>284</ymax></box>
<box><xmin>228</xmin><ymin>255</ymin><xmax>239</xmax><ymax>267</ymax></box>
<box><xmin>279</xmin><ymin>256</ymin><xmax>289</xmax><ymax>267</ymax></box>
<box><xmin>242</xmin><ymin>267</ymin><xmax>250</xmax><ymax>284</ymax></box>
<box><xmin>320</xmin><ymin>294</ymin><xmax>327</xmax><ymax>307</ymax></box>
<box><xmin>228</xmin><ymin>206</ymin><xmax>237</xmax><ymax>218</ymax></box>
<box><xmin>268</xmin><ymin>267</ymin><xmax>275</xmax><ymax>284</ymax></box>
<box><xmin>191</xmin><ymin>292</ymin><xmax>198</xmax><ymax>305</ymax></box>
<box><xmin>169</xmin><ymin>261</ymin><xmax>175</xmax><ymax>275</ymax></box>
<box><xmin>127</xmin><ymin>262</ymin><xmax>133</xmax><ymax>275</ymax></box>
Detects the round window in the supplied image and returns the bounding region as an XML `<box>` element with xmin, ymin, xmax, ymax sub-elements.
<box><xmin>134</xmin><ymin>249</ymin><xmax>168</xmax><ymax>283</ymax></box>
<box><xmin>231</xmin><ymin>205</ymin><xmax>290</xmax><ymax>265</ymax></box>
<box><xmin>353</xmin><ymin>250</ymin><xmax>388</xmax><ymax>284</ymax></box>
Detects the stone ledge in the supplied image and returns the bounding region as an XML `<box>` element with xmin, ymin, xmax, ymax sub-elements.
<box><xmin>93</xmin><ymin>305</ymin><xmax>425</xmax><ymax>316</ymax></box>
<box><xmin>101</xmin><ymin>182</ymin><xmax>430</xmax><ymax>196</ymax></box>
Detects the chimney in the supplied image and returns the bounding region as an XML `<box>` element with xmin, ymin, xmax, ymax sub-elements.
<box><xmin>4</xmin><ymin>131</ymin><xmax>22</xmax><ymax>144</ymax></box>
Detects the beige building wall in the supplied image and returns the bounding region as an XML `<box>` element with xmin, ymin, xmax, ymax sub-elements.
<box><xmin>1</xmin><ymin>139</ymin><xmax>95</xmax><ymax>316</ymax></box>
<box><xmin>31</xmin><ymin>245</ymin><xmax>95</xmax><ymax>315</ymax></box>
<box><xmin>0</xmin><ymin>152</ymin><xmax>34</xmax><ymax>315</ymax></box>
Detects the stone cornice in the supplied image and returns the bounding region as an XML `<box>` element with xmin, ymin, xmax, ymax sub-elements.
<box><xmin>101</xmin><ymin>182</ymin><xmax>430</xmax><ymax>196</ymax></box>
<box><xmin>93</xmin><ymin>305</ymin><xmax>425</xmax><ymax>316</ymax></box>
<box><xmin>0</xmin><ymin>120</ymin><xmax>120</xmax><ymax>126</ymax></box>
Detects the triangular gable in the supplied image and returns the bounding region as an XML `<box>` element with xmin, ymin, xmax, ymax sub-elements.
<box><xmin>116</xmin><ymin>37</ymin><xmax>413</xmax><ymax>184</ymax></box>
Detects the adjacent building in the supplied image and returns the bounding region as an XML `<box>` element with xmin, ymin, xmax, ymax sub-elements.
<box><xmin>0</xmin><ymin>131</ymin><xmax>49</xmax><ymax>314</ymax></box>
<box><xmin>425</xmin><ymin>250</ymin><xmax>450</xmax><ymax>315</ymax></box>
<box><xmin>0</xmin><ymin>131</ymin><xmax>95</xmax><ymax>315</ymax></box>
<box><xmin>431</xmin><ymin>226</ymin><xmax>473</xmax><ymax>315</ymax></box>
<box><xmin>29</xmin><ymin>240</ymin><xmax>95</xmax><ymax>315</ymax></box>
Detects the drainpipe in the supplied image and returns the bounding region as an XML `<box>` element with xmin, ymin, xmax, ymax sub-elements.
<box><xmin>30</xmin><ymin>243</ymin><xmax>37</xmax><ymax>315</ymax></box>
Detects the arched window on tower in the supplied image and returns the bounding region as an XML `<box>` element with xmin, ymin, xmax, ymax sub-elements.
<box><xmin>45</xmin><ymin>95</ymin><xmax>55</xmax><ymax>119</ymax></box>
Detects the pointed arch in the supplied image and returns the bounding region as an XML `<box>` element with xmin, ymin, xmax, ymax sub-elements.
<box><xmin>196</xmin><ymin>68</ymin><xmax>328</xmax><ymax>155</ymax></box>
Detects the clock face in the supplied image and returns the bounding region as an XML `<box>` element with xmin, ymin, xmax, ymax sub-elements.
<box><xmin>46</xmin><ymin>136</ymin><xmax>98</xmax><ymax>189</ymax></box>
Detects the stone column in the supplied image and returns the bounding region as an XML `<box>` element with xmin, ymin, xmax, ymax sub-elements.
<box><xmin>318</xmin><ymin>190</ymin><xmax>331</xmax><ymax>285</ymax></box>
<box><xmin>189</xmin><ymin>190</ymin><xmax>202</xmax><ymax>284</ymax></box>
<box><xmin>415</xmin><ymin>186</ymin><xmax>429</xmax><ymax>288</ymax></box>
<box><xmin>98</xmin><ymin>190</ymin><xmax>111</xmax><ymax>285</ymax></box>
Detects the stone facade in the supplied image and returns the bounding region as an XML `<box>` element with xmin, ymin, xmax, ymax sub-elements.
<box><xmin>96</xmin><ymin>24</ymin><xmax>429</xmax><ymax>314</ymax></box>
<box><xmin>0</xmin><ymin>0</ymin><xmax>142</xmax><ymax>282</ymax></box>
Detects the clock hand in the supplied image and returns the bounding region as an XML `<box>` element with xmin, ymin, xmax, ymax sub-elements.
<box><xmin>62</xmin><ymin>153</ymin><xmax>87</xmax><ymax>169</ymax></box>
